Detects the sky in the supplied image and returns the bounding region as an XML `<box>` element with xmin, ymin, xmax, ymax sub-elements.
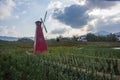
<box><xmin>0</xmin><ymin>0</ymin><xmax>120</xmax><ymax>39</ymax></box>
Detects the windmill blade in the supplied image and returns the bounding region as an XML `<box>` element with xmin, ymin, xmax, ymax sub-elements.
<box><xmin>41</xmin><ymin>18</ymin><xmax>47</xmax><ymax>33</ymax></box>
<box><xmin>42</xmin><ymin>22</ymin><xmax>47</xmax><ymax>33</ymax></box>
<box><xmin>43</xmin><ymin>11</ymin><xmax>47</xmax><ymax>22</ymax></box>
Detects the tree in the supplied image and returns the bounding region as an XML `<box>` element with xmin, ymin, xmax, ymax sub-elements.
<box><xmin>17</xmin><ymin>38</ymin><xmax>33</xmax><ymax>42</ymax></box>
<box><xmin>56</xmin><ymin>37</ymin><xmax>60</xmax><ymax>42</ymax></box>
<box><xmin>86</xmin><ymin>33</ymin><xmax>118</xmax><ymax>42</ymax></box>
<box><xmin>72</xmin><ymin>35</ymin><xmax>78</xmax><ymax>41</ymax></box>
<box><xmin>86</xmin><ymin>33</ymin><xmax>96</xmax><ymax>41</ymax></box>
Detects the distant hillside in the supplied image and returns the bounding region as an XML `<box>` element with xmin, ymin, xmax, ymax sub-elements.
<box><xmin>18</xmin><ymin>37</ymin><xmax>33</xmax><ymax>42</ymax></box>
<box><xmin>0</xmin><ymin>36</ymin><xmax>19</xmax><ymax>41</ymax></box>
<box><xmin>114</xmin><ymin>32</ymin><xmax>120</xmax><ymax>36</ymax></box>
<box><xmin>94</xmin><ymin>31</ymin><xmax>111</xmax><ymax>36</ymax></box>
<box><xmin>0</xmin><ymin>36</ymin><xmax>34</xmax><ymax>41</ymax></box>
<box><xmin>0</xmin><ymin>31</ymin><xmax>120</xmax><ymax>41</ymax></box>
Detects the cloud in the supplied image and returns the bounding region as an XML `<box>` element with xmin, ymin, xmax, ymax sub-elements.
<box><xmin>14</xmin><ymin>15</ymin><xmax>20</xmax><ymax>19</ymax></box>
<box><xmin>86</xmin><ymin>0</ymin><xmax>117</xmax><ymax>9</ymax></box>
<box><xmin>73</xmin><ymin>0</ymin><xmax>117</xmax><ymax>9</ymax></box>
<box><xmin>52</xmin><ymin>0</ymin><xmax>117</xmax><ymax>29</ymax></box>
<box><xmin>106</xmin><ymin>0</ymin><xmax>120</xmax><ymax>1</ymax></box>
<box><xmin>0</xmin><ymin>26</ymin><xmax>20</xmax><ymax>37</ymax></box>
<box><xmin>0</xmin><ymin>0</ymin><xmax>16</xmax><ymax>20</ymax></box>
<box><xmin>72</xmin><ymin>0</ymin><xmax>86</xmax><ymax>5</ymax></box>
<box><xmin>52</xmin><ymin>4</ymin><xmax>89</xmax><ymax>28</ymax></box>
<box><xmin>47</xmin><ymin>1</ymin><xmax>62</xmax><ymax>10</ymax></box>
<box><xmin>51</xmin><ymin>28</ymin><xmax>67</xmax><ymax>34</ymax></box>
<box><xmin>95</xmin><ymin>18</ymin><xmax>120</xmax><ymax>32</ymax></box>
<box><xmin>52</xmin><ymin>0</ymin><xmax>119</xmax><ymax>33</ymax></box>
<box><xmin>22</xmin><ymin>10</ymin><xmax>27</xmax><ymax>14</ymax></box>
<box><xmin>86</xmin><ymin>15</ymin><xmax>120</xmax><ymax>33</ymax></box>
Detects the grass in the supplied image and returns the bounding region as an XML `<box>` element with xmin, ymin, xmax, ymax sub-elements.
<box><xmin>0</xmin><ymin>40</ymin><xmax>120</xmax><ymax>80</ymax></box>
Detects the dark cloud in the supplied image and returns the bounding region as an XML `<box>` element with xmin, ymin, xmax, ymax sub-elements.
<box><xmin>86</xmin><ymin>25</ymin><xmax>95</xmax><ymax>32</ymax></box>
<box><xmin>85</xmin><ymin>0</ymin><xmax>119</xmax><ymax>32</ymax></box>
<box><xmin>96</xmin><ymin>20</ymin><xmax>120</xmax><ymax>32</ymax></box>
<box><xmin>86</xmin><ymin>0</ymin><xmax>117</xmax><ymax>9</ymax></box>
<box><xmin>51</xmin><ymin>28</ymin><xmax>67</xmax><ymax>34</ymax></box>
<box><xmin>87</xmin><ymin>18</ymin><xmax>120</xmax><ymax>33</ymax></box>
<box><xmin>52</xmin><ymin>0</ymin><xmax>118</xmax><ymax>30</ymax></box>
<box><xmin>52</xmin><ymin>5</ymin><xmax>89</xmax><ymax>28</ymax></box>
<box><xmin>106</xmin><ymin>0</ymin><xmax>120</xmax><ymax>1</ymax></box>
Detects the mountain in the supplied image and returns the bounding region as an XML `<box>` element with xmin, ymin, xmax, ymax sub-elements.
<box><xmin>29</xmin><ymin>37</ymin><xmax>34</xmax><ymax>41</ymax></box>
<box><xmin>94</xmin><ymin>31</ymin><xmax>111</xmax><ymax>36</ymax></box>
<box><xmin>114</xmin><ymin>32</ymin><xmax>120</xmax><ymax>36</ymax></box>
<box><xmin>0</xmin><ymin>36</ymin><xmax>19</xmax><ymax>41</ymax></box>
<box><xmin>21</xmin><ymin>37</ymin><xmax>34</xmax><ymax>41</ymax></box>
<box><xmin>0</xmin><ymin>36</ymin><xmax>34</xmax><ymax>41</ymax></box>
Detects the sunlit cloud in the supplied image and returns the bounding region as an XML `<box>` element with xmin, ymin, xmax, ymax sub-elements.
<box><xmin>0</xmin><ymin>0</ymin><xmax>16</xmax><ymax>20</ymax></box>
<box><xmin>0</xmin><ymin>26</ymin><xmax>21</xmax><ymax>37</ymax></box>
<box><xmin>47</xmin><ymin>1</ymin><xmax>63</xmax><ymax>10</ymax></box>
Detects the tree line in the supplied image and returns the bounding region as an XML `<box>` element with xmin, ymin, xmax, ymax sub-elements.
<box><xmin>86</xmin><ymin>33</ymin><xmax>118</xmax><ymax>42</ymax></box>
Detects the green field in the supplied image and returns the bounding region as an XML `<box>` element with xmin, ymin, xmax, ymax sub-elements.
<box><xmin>0</xmin><ymin>40</ymin><xmax>120</xmax><ymax>80</ymax></box>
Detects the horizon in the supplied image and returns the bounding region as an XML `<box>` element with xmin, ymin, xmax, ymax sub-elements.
<box><xmin>0</xmin><ymin>0</ymin><xmax>120</xmax><ymax>39</ymax></box>
<box><xmin>0</xmin><ymin>30</ymin><xmax>120</xmax><ymax>39</ymax></box>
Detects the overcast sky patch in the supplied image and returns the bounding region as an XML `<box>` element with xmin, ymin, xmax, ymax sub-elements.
<box><xmin>51</xmin><ymin>28</ymin><xmax>67</xmax><ymax>34</ymax></box>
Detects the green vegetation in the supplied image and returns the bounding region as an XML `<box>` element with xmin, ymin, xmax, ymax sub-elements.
<box><xmin>86</xmin><ymin>33</ymin><xmax>118</xmax><ymax>42</ymax></box>
<box><xmin>0</xmin><ymin>40</ymin><xmax>120</xmax><ymax>80</ymax></box>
